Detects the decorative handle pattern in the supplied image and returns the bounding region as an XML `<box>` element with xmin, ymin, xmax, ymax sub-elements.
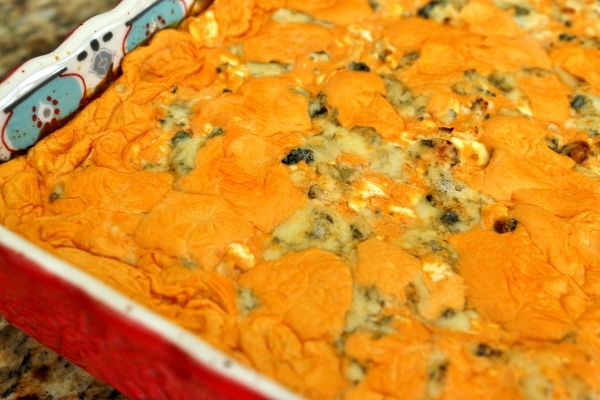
<box><xmin>0</xmin><ymin>0</ymin><xmax>201</xmax><ymax>162</ymax></box>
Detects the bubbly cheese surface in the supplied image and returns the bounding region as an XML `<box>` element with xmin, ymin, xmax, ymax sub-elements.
<box><xmin>2</xmin><ymin>0</ymin><xmax>600</xmax><ymax>398</ymax></box>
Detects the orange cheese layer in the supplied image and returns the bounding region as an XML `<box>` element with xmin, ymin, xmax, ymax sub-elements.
<box><xmin>2</xmin><ymin>0</ymin><xmax>600</xmax><ymax>398</ymax></box>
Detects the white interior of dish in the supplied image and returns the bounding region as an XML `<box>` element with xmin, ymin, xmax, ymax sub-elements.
<box><xmin>0</xmin><ymin>225</ymin><xmax>301</xmax><ymax>400</ymax></box>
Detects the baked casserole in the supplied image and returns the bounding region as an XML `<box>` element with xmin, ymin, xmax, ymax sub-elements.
<box><xmin>1</xmin><ymin>0</ymin><xmax>600</xmax><ymax>398</ymax></box>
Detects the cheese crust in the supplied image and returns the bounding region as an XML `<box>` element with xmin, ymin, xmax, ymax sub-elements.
<box><xmin>2</xmin><ymin>0</ymin><xmax>600</xmax><ymax>398</ymax></box>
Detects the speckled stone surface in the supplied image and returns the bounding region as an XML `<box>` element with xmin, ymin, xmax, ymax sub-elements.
<box><xmin>0</xmin><ymin>0</ymin><xmax>120</xmax><ymax>78</ymax></box>
<box><xmin>0</xmin><ymin>318</ymin><xmax>127</xmax><ymax>400</ymax></box>
<box><xmin>1</xmin><ymin>1</ymin><xmax>128</xmax><ymax>398</ymax></box>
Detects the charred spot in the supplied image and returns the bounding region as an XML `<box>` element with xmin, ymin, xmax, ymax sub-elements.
<box><xmin>439</xmin><ymin>210</ymin><xmax>460</xmax><ymax>226</ymax></box>
<box><xmin>440</xmin><ymin>308</ymin><xmax>455</xmax><ymax>319</ymax></box>
<box><xmin>558</xmin><ymin>32</ymin><xmax>577</xmax><ymax>41</ymax></box>
<box><xmin>216</xmin><ymin>63</ymin><xmax>229</xmax><ymax>73</ymax></box>
<box><xmin>308</xmin><ymin>92</ymin><xmax>329</xmax><ymax>118</ymax></box>
<box><xmin>546</xmin><ymin>137</ymin><xmax>561</xmax><ymax>153</ymax></box>
<box><xmin>420</xmin><ymin>139</ymin><xmax>435</xmax><ymax>148</ymax></box>
<box><xmin>171</xmin><ymin>130</ymin><xmax>191</xmax><ymax>145</ymax></box>
<box><xmin>308</xmin><ymin>50</ymin><xmax>330</xmax><ymax>61</ymax></box>
<box><xmin>438</xmin><ymin>126</ymin><xmax>454</xmax><ymax>134</ymax></box>
<box><xmin>562</xmin><ymin>140</ymin><xmax>591</xmax><ymax>163</ymax></box>
<box><xmin>493</xmin><ymin>218</ymin><xmax>518</xmax><ymax>234</ymax></box>
<box><xmin>417</xmin><ymin>0</ymin><xmax>444</xmax><ymax>19</ymax></box>
<box><xmin>282</xmin><ymin>148</ymin><xmax>315</xmax><ymax>165</ymax></box>
<box><xmin>428</xmin><ymin>361</ymin><xmax>448</xmax><ymax>383</ymax></box>
<box><xmin>309</xmin><ymin>103</ymin><xmax>328</xmax><ymax>118</ymax></box>
<box><xmin>425</xmin><ymin>193</ymin><xmax>437</xmax><ymax>205</ymax></box>
<box><xmin>348</xmin><ymin>61</ymin><xmax>371</xmax><ymax>72</ymax></box>
<box><xmin>474</xmin><ymin>343</ymin><xmax>503</xmax><ymax>358</ymax></box>
<box><xmin>351</xmin><ymin>225</ymin><xmax>368</xmax><ymax>241</ymax></box>
<box><xmin>570</xmin><ymin>94</ymin><xmax>588</xmax><ymax>111</ymax></box>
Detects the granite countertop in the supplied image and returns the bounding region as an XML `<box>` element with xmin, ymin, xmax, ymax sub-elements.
<box><xmin>0</xmin><ymin>1</ymin><xmax>127</xmax><ymax>398</ymax></box>
<box><xmin>0</xmin><ymin>0</ymin><xmax>119</xmax><ymax>78</ymax></box>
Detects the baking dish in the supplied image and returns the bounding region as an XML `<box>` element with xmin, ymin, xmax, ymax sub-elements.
<box><xmin>0</xmin><ymin>1</ymin><xmax>299</xmax><ymax>398</ymax></box>
<box><xmin>4</xmin><ymin>0</ymin><xmax>600</xmax><ymax>398</ymax></box>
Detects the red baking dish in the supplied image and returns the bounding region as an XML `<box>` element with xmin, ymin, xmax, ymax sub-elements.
<box><xmin>0</xmin><ymin>225</ymin><xmax>298</xmax><ymax>399</ymax></box>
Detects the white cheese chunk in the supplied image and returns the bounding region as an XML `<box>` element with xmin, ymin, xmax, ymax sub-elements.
<box><xmin>226</xmin><ymin>243</ymin><xmax>255</xmax><ymax>270</ymax></box>
<box><xmin>450</xmin><ymin>137</ymin><xmax>490</xmax><ymax>167</ymax></box>
<box><xmin>423</xmin><ymin>259</ymin><xmax>453</xmax><ymax>282</ymax></box>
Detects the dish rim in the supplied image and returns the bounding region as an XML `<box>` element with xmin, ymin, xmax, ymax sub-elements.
<box><xmin>0</xmin><ymin>222</ymin><xmax>300</xmax><ymax>399</ymax></box>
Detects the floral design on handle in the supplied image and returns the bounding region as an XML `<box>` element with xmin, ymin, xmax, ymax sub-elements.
<box><xmin>0</xmin><ymin>0</ymin><xmax>196</xmax><ymax>162</ymax></box>
<box><xmin>2</xmin><ymin>69</ymin><xmax>84</xmax><ymax>151</ymax></box>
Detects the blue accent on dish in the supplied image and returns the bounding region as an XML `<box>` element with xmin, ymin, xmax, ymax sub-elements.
<box><xmin>124</xmin><ymin>0</ymin><xmax>186</xmax><ymax>53</ymax></box>
<box><xmin>4</xmin><ymin>74</ymin><xmax>83</xmax><ymax>150</ymax></box>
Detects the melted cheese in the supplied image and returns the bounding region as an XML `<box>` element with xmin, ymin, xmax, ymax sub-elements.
<box><xmin>2</xmin><ymin>0</ymin><xmax>600</xmax><ymax>398</ymax></box>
